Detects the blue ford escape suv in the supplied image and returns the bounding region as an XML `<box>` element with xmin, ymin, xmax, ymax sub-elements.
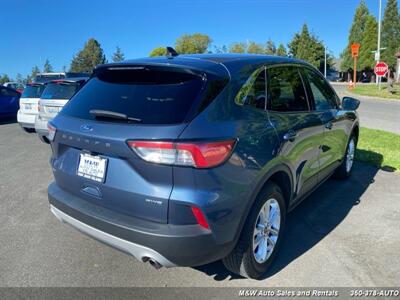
<box><xmin>47</xmin><ymin>51</ymin><xmax>360</xmax><ymax>279</ymax></box>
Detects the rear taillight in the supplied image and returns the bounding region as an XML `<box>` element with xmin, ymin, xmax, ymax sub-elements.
<box><xmin>47</xmin><ymin>123</ymin><xmax>56</xmax><ymax>141</ymax></box>
<box><xmin>127</xmin><ymin>140</ymin><xmax>236</xmax><ymax>168</ymax></box>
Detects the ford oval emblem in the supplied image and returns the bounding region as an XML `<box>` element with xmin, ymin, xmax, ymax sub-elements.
<box><xmin>80</xmin><ymin>124</ymin><xmax>93</xmax><ymax>132</ymax></box>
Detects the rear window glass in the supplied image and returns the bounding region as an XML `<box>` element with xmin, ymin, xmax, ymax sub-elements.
<box><xmin>21</xmin><ymin>85</ymin><xmax>45</xmax><ymax>98</ymax></box>
<box><xmin>0</xmin><ymin>87</ymin><xmax>19</xmax><ymax>97</ymax></box>
<box><xmin>61</xmin><ymin>68</ymin><xmax>207</xmax><ymax>124</ymax></box>
<box><xmin>41</xmin><ymin>82</ymin><xmax>81</xmax><ymax>100</ymax></box>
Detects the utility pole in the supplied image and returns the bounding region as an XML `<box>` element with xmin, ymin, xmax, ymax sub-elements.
<box><xmin>324</xmin><ymin>46</ymin><xmax>327</xmax><ymax>78</ymax></box>
<box><xmin>376</xmin><ymin>0</ymin><xmax>382</xmax><ymax>87</ymax></box>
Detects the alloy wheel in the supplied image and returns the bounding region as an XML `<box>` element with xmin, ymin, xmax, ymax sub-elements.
<box><xmin>346</xmin><ymin>139</ymin><xmax>355</xmax><ymax>173</ymax></box>
<box><xmin>252</xmin><ymin>198</ymin><xmax>281</xmax><ymax>264</ymax></box>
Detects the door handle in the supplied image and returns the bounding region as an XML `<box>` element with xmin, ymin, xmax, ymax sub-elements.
<box><xmin>325</xmin><ymin>121</ymin><xmax>333</xmax><ymax>130</ymax></box>
<box><xmin>283</xmin><ymin>130</ymin><xmax>298</xmax><ymax>141</ymax></box>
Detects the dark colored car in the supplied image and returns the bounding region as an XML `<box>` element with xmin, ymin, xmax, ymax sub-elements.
<box><xmin>3</xmin><ymin>82</ymin><xmax>25</xmax><ymax>93</ymax></box>
<box><xmin>0</xmin><ymin>86</ymin><xmax>21</xmax><ymax>118</ymax></box>
<box><xmin>47</xmin><ymin>53</ymin><xmax>360</xmax><ymax>279</ymax></box>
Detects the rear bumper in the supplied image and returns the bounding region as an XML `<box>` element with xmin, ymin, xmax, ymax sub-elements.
<box><xmin>35</xmin><ymin>116</ymin><xmax>49</xmax><ymax>137</ymax></box>
<box><xmin>48</xmin><ymin>182</ymin><xmax>233</xmax><ymax>267</ymax></box>
<box><xmin>50</xmin><ymin>204</ymin><xmax>176</xmax><ymax>267</ymax></box>
<box><xmin>17</xmin><ymin>110</ymin><xmax>36</xmax><ymax>128</ymax></box>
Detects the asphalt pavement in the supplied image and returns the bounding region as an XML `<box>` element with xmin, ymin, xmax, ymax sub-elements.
<box><xmin>0</xmin><ymin>121</ymin><xmax>399</xmax><ymax>287</ymax></box>
<box><xmin>332</xmin><ymin>83</ymin><xmax>400</xmax><ymax>134</ymax></box>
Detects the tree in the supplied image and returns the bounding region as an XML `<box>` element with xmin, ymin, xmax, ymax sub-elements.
<box><xmin>359</xmin><ymin>15</ymin><xmax>378</xmax><ymax>70</ymax></box>
<box><xmin>112</xmin><ymin>46</ymin><xmax>125</xmax><ymax>62</ymax></box>
<box><xmin>381</xmin><ymin>0</ymin><xmax>400</xmax><ymax>69</ymax></box>
<box><xmin>0</xmin><ymin>74</ymin><xmax>11</xmax><ymax>84</ymax></box>
<box><xmin>175</xmin><ymin>33</ymin><xmax>212</xmax><ymax>54</ymax></box>
<box><xmin>288</xmin><ymin>24</ymin><xmax>329</xmax><ymax>70</ymax></box>
<box><xmin>43</xmin><ymin>59</ymin><xmax>53</xmax><ymax>73</ymax></box>
<box><xmin>213</xmin><ymin>45</ymin><xmax>228</xmax><ymax>53</ymax></box>
<box><xmin>23</xmin><ymin>65</ymin><xmax>40</xmax><ymax>83</ymax></box>
<box><xmin>288</xmin><ymin>33</ymin><xmax>301</xmax><ymax>58</ymax></box>
<box><xmin>265</xmin><ymin>39</ymin><xmax>277</xmax><ymax>55</ymax></box>
<box><xmin>149</xmin><ymin>47</ymin><xmax>167</xmax><ymax>57</ymax></box>
<box><xmin>70</xmin><ymin>38</ymin><xmax>106</xmax><ymax>73</ymax></box>
<box><xmin>15</xmin><ymin>73</ymin><xmax>24</xmax><ymax>84</ymax></box>
<box><xmin>247</xmin><ymin>41</ymin><xmax>264</xmax><ymax>54</ymax></box>
<box><xmin>229</xmin><ymin>42</ymin><xmax>246</xmax><ymax>53</ymax></box>
<box><xmin>31</xmin><ymin>66</ymin><xmax>40</xmax><ymax>78</ymax></box>
<box><xmin>340</xmin><ymin>0</ymin><xmax>370</xmax><ymax>71</ymax></box>
<box><xmin>276</xmin><ymin>43</ymin><xmax>287</xmax><ymax>56</ymax></box>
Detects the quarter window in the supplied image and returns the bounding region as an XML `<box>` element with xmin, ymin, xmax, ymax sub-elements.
<box><xmin>267</xmin><ymin>66</ymin><xmax>309</xmax><ymax>112</ymax></box>
<box><xmin>304</xmin><ymin>69</ymin><xmax>338</xmax><ymax>110</ymax></box>
<box><xmin>235</xmin><ymin>69</ymin><xmax>266</xmax><ymax>110</ymax></box>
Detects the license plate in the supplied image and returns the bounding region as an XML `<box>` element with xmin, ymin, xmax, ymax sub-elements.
<box><xmin>47</xmin><ymin>106</ymin><xmax>60</xmax><ymax>114</ymax></box>
<box><xmin>77</xmin><ymin>153</ymin><xmax>107</xmax><ymax>182</ymax></box>
<box><xmin>25</xmin><ymin>104</ymin><xmax>32</xmax><ymax>110</ymax></box>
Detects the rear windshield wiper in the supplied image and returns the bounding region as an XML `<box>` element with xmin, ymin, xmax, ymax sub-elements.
<box><xmin>89</xmin><ymin>109</ymin><xmax>142</xmax><ymax>123</ymax></box>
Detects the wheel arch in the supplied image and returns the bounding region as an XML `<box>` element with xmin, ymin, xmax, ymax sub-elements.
<box><xmin>233</xmin><ymin>164</ymin><xmax>294</xmax><ymax>244</ymax></box>
<box><xmin>352</xmin><ymin>123</ymin><xmax>359</xmax><ymax>144</ymax></box>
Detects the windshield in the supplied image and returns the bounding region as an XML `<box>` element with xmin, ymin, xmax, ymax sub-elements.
<box><xmin>61</xmin><ymin>68</ymin><xmax>208</xmax><ymax>124</ymax></box>
<box><xmin>21</xmin><ymin>85</ymin><xmax>45</xmax><ymax>98</ymax></box>
<box><xmin>41</xmin><ymin>82</ymin><xmax>81</xmax><ymax>100</ymax></box>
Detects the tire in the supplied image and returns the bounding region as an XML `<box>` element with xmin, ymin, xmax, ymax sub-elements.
<box><xmin>22</xmin><ymin>127</ymin><xmax>35</xmax><ymax>133</ymax></box>
<box><xmin>38</xmin><ymin>134</ymin><xmax>50</xmax><ymax>144</ymax></box>
<box><xmin>222</xmin><ymin>182</ymin><xmax>286</xmax><ymax>279</ymax></box>
<box><xmin>334</xmin><ymin>134</ymin><xmax>356</xmax><ymax>179</ymax></box>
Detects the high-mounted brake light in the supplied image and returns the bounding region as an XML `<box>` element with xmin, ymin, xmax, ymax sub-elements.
<box><xmin>47</xmin><ymin>123</ymin><xmax>57</xmax><ymax>141</ymax></box>
<box><xmin>127</xmin><ymin>140</ymin><xmax>236</xmax><ymax>168</ymax></box>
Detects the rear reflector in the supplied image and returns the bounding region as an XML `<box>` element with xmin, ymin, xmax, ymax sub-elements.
<box><xmin>190</xmin><ymin>206</ymin><xmax>210</xmax><ymax>229</ymax></box>
<box><xmin>127</xmin><ymin>140</ymin><xmax>236</xmax><ymax>168</ymax></box>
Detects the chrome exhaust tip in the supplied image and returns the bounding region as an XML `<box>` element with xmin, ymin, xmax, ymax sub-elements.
<box><xmin>142</xmin><ymin>257</ymin><xmax>163</xmax><ymax>269</ymax></box>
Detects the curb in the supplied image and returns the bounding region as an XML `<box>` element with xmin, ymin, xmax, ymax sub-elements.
<box><xmin>337</xmin><ymin>89</ymin><xmax>400</xmax><ymax>102</ymax></box>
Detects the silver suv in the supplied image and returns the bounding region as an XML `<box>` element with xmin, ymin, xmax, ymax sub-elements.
<box><xmin>35</xmin><ymin>77</ymin><xmax>87</xmax><ymax>142</ymax></box>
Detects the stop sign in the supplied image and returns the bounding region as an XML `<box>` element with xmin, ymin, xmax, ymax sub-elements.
<box><xmin>374</xmin><ymin>62</ymin><xmax>389</xmax><ymax>76</ymax></box>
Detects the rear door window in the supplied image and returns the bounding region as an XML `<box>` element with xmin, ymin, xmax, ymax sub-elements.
<box><xmin>21</xmin><ymin>85</ymin><xmax>45</xmax><ymax>98</ymax></box>
<box><xmin>266</xmin><ymin>66</ymin><xmax>309</xmax><ymax>112</ymax></box>
<box><xmin>41</xmin><ymin>82</ymin><xmax>81</xmax><ymax>100</ymax></box>
<box><xmin>303</xmin><ymin>68</ymin><xmax>339</xmax><ymax>110</ymax></box>
<box><xmin>61</xmin><ymin>68</ymin><xmax>210</xmax><ymax>124</ymax></box>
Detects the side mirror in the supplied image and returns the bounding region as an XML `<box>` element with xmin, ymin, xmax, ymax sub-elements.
<box><xmin>342</xmin><ymin>97</ymin><xmax>360</xmax><ymax>110</ymax></box>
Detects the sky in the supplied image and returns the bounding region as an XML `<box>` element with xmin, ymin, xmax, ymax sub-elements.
<box><xmin>1</xmin><ymin>0</ymin><xmax>382</xmax><ymax>79</ymax></box>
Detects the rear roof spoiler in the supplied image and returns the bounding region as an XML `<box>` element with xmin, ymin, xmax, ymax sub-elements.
<box><xmin>93</xmin><ymin>61</ymin><xmax>229</xmax><ymax>80</ymax></box>
<box><xmin>27</xmin><ymin>82</ymin><xmax>45</xmax><ymax>86</ymax></box>
<box><xmin>93</xmin><ymin>63</ymin><xmax>206</xmax><ymax>78</ymax></box>
<box><xmin>50</xmin><ymin>78</ymin><xmax>89</xmax><ymax>84</ymax></box>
